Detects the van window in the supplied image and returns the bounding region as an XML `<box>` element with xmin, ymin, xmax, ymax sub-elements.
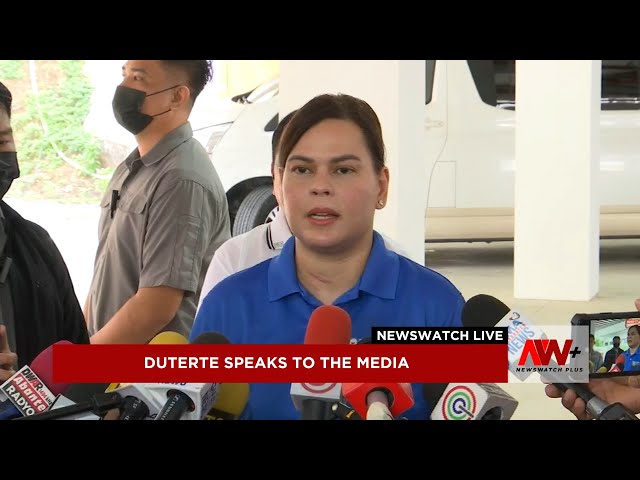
<box><xmin>467</xmin><ymin>60</ymin><xmax>515</xmax><ymax>110</ymax></box>
<box><xmin>601</xmin><ymin>60</ymin><xmax>640</xmax><ymax>110</ymax></box>
<box><xmin>468</xmin><ymin>60</ymin><xmax>640</xmax><ymax>111</ymax></box>
<box><xmin>265</xmin><ymin>114</ymin><xmax>278</xmax><ymax>132</ymax></box>
<box><xmin>426</xmin><ymin>60</ymin><xmax>436</xmax><ymax>105</ymax></box>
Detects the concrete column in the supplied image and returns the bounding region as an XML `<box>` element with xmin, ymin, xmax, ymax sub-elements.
<box><xmin>514</xmin><ymin>60</ymin><xmax>600</xmax><ymax>300</ymax></box>
<box><xmin>279</xmin><ymin>60</ymin><xmax>427</xmax><ymax>265</ymax></box>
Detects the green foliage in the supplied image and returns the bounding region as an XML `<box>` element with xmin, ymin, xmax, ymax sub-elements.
<box><xmin>0</xmin><ymin>60</ymin><xmax>25</xmax><ymax>80</ymax></box>
<box><xmin>11</xmin><ymin>60</ymin><xmax>105</xmax><ymax>179</ymax></box>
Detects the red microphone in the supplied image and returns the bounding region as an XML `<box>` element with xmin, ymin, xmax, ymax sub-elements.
<box><xmin>290</xmin><ymin>305</ymin><xmax>352</xmax><ymax>420</ymax></box>
<box><xmin>303</xmin><ymin>305</ymin><xmax>352</xmax><ymax>344</ymax></box>
<box><xmin>342</xmin><ymin>381</ymin><xmax>414</xmax><ymax>420</ymax></box>
<box><xmin>609</xmin><ymin>354</ymin><xmax>626</xmax><ymax>372</ymax></box>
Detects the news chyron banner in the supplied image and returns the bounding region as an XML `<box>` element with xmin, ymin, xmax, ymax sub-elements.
<box><xmin>51</xmin><ymin>327</ymin><xmax>510</xmax><ymax>384</ymax></box>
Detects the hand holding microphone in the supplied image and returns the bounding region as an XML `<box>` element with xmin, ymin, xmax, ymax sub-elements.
<box><xmin>464</xmin><ymin>294</ymin><xmax>638</xmax><ymax>420</ymax></box>
<box><xmin>0</xmin><ymin>325</ymin><xmax>17</xmax><ymax>382</ymax></box>
<box><xmin>341</xmin><ymin>382</ymin><xmax>414</xmax><ymax>420</ymax></box>
<box><xmin>365</xmin><ymin>400</ymin><xmax>394</xmax><ymax>420</ymax></box>
<box><xmin>1</xmin><ymin>340</ymin><xmax>73</xmax><ymax>420</ymax></box>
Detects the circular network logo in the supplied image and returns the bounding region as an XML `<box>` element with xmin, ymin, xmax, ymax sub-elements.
<box><xmin>301</xmin><ymin>383</ymin><xmax>337</xmax><ymax>394</ymax></box>
<box><xmin>441</xmin><ymin>385</ymin><xmax>477</xmax><ymax>420</ymax></box>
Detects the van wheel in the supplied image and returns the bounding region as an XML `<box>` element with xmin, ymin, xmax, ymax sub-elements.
<box><xmin>233</xmin><ymin>185</ymin><xmax>278</xmax><ymax>236</ymax></box>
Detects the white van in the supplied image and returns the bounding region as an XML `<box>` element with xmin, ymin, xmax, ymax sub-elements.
<box><xmin>204</xmin><ymin>61</ymin><xmax>640</xmax><ymax>242</ymax></box>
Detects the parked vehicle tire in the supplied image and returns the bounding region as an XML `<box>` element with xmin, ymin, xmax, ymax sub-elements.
<box><xmin>233</xmin><ymin>185</ymin><xmax>278</xmax><ymax>236</ymax></box>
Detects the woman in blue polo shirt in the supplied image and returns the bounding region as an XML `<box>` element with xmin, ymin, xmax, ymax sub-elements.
<box><xmin>192</xmin><ymin>93</ymin><xmax>465</xmax><ymax>420</ymax></box>
<box><xmin>623</xmin><ymin>325</ymin><xmax>640</xmax><ymax>372</ymax></box>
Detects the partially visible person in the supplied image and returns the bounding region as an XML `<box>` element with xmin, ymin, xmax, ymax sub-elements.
<box><xmin>622</xmin><ymin>325</ymin><xmax>640</xmax><ymax>372</ymax></box>
<box><xmin>544</xmin><ymin>299</ymin><xmax>640</xmax><ymax>419</ymax></box>
<box><xmin>197</xmin><ymin>109</ymin><xmax>408</xmax><ymax>312</ymax></box>
<box><xmin>589</xmin><ymin>334</ymin><xmax>604</xmax><ymax>373</ymax></box>
<box><xmin>196</xmin><ymin>110</ymin><xmax>297</xmax><ymax>311</ymax></box>
<box><xmin>192</xmin><ymin>93</ymin><xmax>465</xmax><ymax>420</ymax></box>
<box><xmin>602</xmin><ymin>335</ymin><xmax>625</xmax><ymax>371</ymax></box>
<box><xmin>545</xmin><ymin>375</ymin><xmax>640</xmax><ymax>420</ymax></box>
<box><xmin>0</xmin><ymin>81</ymin><xmax>89</xmax><ymax>380</ymax></box>
<box><xmin>85</xmin><ymin>60</ymin><xmax>230</xmax><ymax>345</ymax></box>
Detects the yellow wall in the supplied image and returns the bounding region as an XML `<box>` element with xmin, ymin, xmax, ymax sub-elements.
<box><xmin>215</xmin><ymin>60</ymin><xmax>280</xmax><ymax>98</ymax></box>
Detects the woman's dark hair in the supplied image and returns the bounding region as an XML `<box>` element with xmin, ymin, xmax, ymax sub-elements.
<box><xmin>271</xmin><ymin>109</ymin><xmax>297</xmax><ymax>174</ymax></box>
<box><xmin>277</xmin><ymin>93</ymin><xmax>386</xmax><ymax>173</ymax></box>
<box><xmin>628</xmin><ymin>325</ymin><xmax>640</xmax><ymax>337</ymax></box>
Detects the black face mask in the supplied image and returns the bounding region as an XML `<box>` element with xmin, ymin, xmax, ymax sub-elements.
<box><xmin>112</xmin><ymin>84</ymin><xmax>179</xmax><ymax>135</ymax></box>
<box><xmin>0</xmin><ymin>151</ymin><xmax>19</xmax><ymax>200</ymax></box>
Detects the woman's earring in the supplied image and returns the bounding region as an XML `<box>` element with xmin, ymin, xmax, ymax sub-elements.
<box><xmin>378</xmin><ymin>200</ymin><xmax>384</xmax><ymax>207</ymax></box>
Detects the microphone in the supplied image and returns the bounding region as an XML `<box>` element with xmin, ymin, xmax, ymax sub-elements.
<box><xmin>463</xmin><ymin>294</ymin><xmax>637</xmax><ymax>420</ymax></box>
<box><xmin>290</xmin><ymin>305</ymin><xmax>352</xmax><ymax>420</ymax></box>
<box><xmin>17</xmin><ymin>331</ymin><xmax>202</xmax><ymax>421</ymax></box>
<box><xmin>609</xmin><ymin>354</ymin><xmax>625</xmax><ymax>372</ymax></box>
<box><xmin>117</xmin><ymin>395</ymin><xmax>150</xmax><ymax>420</ymax></box>
<box><xmin>330</xmin><ymin>402</ymin><xmax>363</xmax><ymax>420</ymax></box>
<box><xmin>341</xmin><ymin>382</ymin><xmax>414</xmax><ymax>420</ymax></box>
<box><xmin>149</xmin><ymin>331</ymin><xmax>190</xmax><ymax>345</ymax></box>
<box><xmin>48</xmin><ymin>383</ymin><xmax>114</xmax><ymax>420</ymax></box>
<box><xmin>103</xmin><ymin>331</ymin><xmax>220</xmax><ymax>420</ymax></box>
<box><xmin>0</xmin><ymin>341</ymin><xmax>72</xmax><ymax>420</ymax></box>
<box><xmin>204</xmin><ymin>383</ymin><xmax>250</xmax><ymax>420</ymax></box>
<box><xmin>423</xmin><ymin>382</ymin><xmax>519</xmax><ymax>420</ymax></box>
<box><xmin>101</xmin><ymin>330</ymin><xmax>191</xmax><ymax>420</ymax></box>
<box><xmin>14</xmin><ymin>391</ymin><xmax>123</xmax><ymax>420</ymax></box>
<box><xmin>153</xmin><ymin>331</ymin><xmax>229</xmax><ymax>420</ymax></box>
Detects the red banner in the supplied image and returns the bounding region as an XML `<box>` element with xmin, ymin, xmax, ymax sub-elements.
<box><xmin>51</xmin><ymin>344</ymin><xmax>508</xmax><ymax>383</ymax></box>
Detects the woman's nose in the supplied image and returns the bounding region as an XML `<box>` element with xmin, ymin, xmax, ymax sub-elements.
<box><xmin>310</xmin><ymin>171</ymin><xmax>333</xmax><ymax>196</ymax></box>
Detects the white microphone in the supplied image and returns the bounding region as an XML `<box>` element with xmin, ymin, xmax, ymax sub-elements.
<box><xmin>107</xmin><ymin>331</ymin><xmax>229</xmax><ymax>421</ymax></box>
<box><xmin>106</xmin><ymin>382</ymin><xmax>218</xmax><ymax>420</ymax></box>
<box><xmin>424</xmin><ymin>383</ymin><xmax>519</xmax><ymax>420</ymax></box>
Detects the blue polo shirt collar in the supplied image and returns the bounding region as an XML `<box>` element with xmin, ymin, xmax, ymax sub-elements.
<box><xmin>267</xmin><ymin>231</ymin><xmax>399</xmax><ymax>303</ymax></box>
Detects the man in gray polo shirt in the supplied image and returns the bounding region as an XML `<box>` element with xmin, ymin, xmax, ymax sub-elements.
<box><xmin>85</xmin><ymin>60</ymin><xmax>230</xmax><ymax>344</ymax></box>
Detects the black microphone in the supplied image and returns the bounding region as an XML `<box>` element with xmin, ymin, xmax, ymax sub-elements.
<box><xmin>14</xmin><ymin>392</ymin><xmax>123</xmax><ymax>420</ymax></box>
<box><xmin>462</xmin><ymin>294</ymin><xmax>638</xmax><ymax>421</ymax></box>
<box><xmin>330</xmin><ymin>402</ymin><xmax>363</xmax><ymax>420</ymax></box>
<box><xmin>154</xmin><ymin>332</ymin><xmax>230</xmax><ymax>421</ymax></box>
<box><xmin>118</xmin><ymin>396</ymin><xmax>150</xmax><ymax>420</ymax></box>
